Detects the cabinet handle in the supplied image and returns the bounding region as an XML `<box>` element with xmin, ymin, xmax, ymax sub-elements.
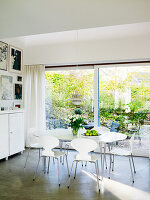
<box><xmin>10</xmin><ymin>131</ymin><xmax>13</xmax><ymax>134</ymax></box>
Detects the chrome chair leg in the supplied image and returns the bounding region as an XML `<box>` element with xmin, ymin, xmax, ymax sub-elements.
<box><xmin>131</xmin><ymin>154</ymin><xmax>136</xmax><ymax>173</ymax></box>
<box><xmin>129</xmin><ymin>156</ymin><xmax>134</xmax><ymax>183</ymax></box>
<box><xmin>95</xmin><ymin>161</ymin><xmax>100</xmax><ymax>192</ymax></box>
<box><xmin>59</xmin><ymin>141</ymin><xmax>63</xmax><ymax>164</ymax></box>
<box><xmin>85</xmin><ymin>161</ymin><xmax>87</xmax><ymax>166</ymax></box>
<box><xmin>44</xmin><ymin>157</ymin><xmax>46</xmax><ymax>174</ymax></box>
<box><xmin>65</xmin><ymin>155</ymin><xmax>70</xmax><ymax>177</ymax></box>
<box><xmin>57</xmin><ymin>158</ymin><xmax>60</xmax><ymax>187</ymax></box>
<box><xmin>68</xmin><ymin>161</ymin><xmax>75</xmax><ymax>189</ymax></box>
<box><xmin>33</xmin><ymin>156</ymin><xmax>41</xmax><ymax>181</ymax></box>
<box><xmin>53</xmin><ymin>157</ymin><xmax>55</xmax><ymax>164</ymax></box>
<box><xmin>38</xmin><ymin>148</ymin><xmax>41</xmax><ymax>158</ymax></box>
<box><xmin>112</xmin><ymin>154</ymin><xmax>115</xmax><ymax>171</ymax></box>
<box><xmin>65</xmin><ymin>144</ymin><xmax>69</xmax><ymax>155</ymax></box>
<box><xmin>63</xmin><ymin>144</ymin><xmax>69</xmax><ymax>165</ymax></box>
<box><xmin>96</xmin><ymin>159</ymin><xmax>100</xmax><ymax>178</ymax></box>
<box><xmin>82</xmin><ymin>161</ymin><xmax>83</xmax><ymax>167</ymax></box>
<box><xmin>104</xmin><ymin>154</ymin><xmax>107</xmax><ymax>169</ymax></box>
<box><xmin>47</xmin><ymin>157</ymin><xmax>50</xmax><ymax>174</ymax></box>
<box><xmin>108</xmin><ymin>154</ymin><xmax>112</xmax><ymax>179</ymax></box>
<box><xmin>74</xmin><ymin>161</ymin><xmax>78</xmax><ymax>179</ymax></box>
<box><xmin>63</xmin><ymin>156</ymin><xmax>64</xmax><ymax>165</ymax></box>
<box><xmin>24</xmin><ymin>147</ymin><xmax>31</xmax><ymax>168</ymax></box>
<box><xmin>101</xmin><ymin>143</ymin><xmax>106</xmax><ymax>180</ymax></box>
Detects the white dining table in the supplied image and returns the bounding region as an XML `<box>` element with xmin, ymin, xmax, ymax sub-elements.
<box><xmin>48</xmin><ymin>127</ymin><xmax>127</xmax><ymax>180</ymax></box>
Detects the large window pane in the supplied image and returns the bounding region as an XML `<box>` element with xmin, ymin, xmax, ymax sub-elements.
<box><xmin>45</xmin><ymin>69</ymin><xmax>94</xmax><ymax>129</ymax></box>
<box><xmin>99</xmin><ymin>66</ymin><xmax>150</xmax><ymax>157</ymax></box>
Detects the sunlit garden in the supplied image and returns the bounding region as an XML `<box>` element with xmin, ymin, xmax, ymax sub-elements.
<box><xmin>45</xmin><ymin>66</ymin><xmax>150</xmax><ymax>134</ymax></box>
<box><xmin>98</xmin><ymin>66</ymin><xmax>150</xmax><ymax>137</ymax></box>
<box><xmin>45</xmin><ymin>69</ymin><xmax>94</xmax><ymax>129</ymax></box>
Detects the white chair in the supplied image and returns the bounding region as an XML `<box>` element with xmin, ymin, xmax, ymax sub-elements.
<box><xmin>33</xmin><ymin>135</ymin><xmax>69</xmax><ymax>187</ymax></box>
<box><xmin>108</xmin><ymin>134</ymin><xmax>136</xmax><ymax>183</ymax></box>
<box><xmin>67</xmin><ymin>138</ymin><xmax>100</xmax><ymax>192</ymax></box>
<box><xmin>24</xmin><ymin>129</ymin><xmax>42</xmax><ymax>168</ymax></box>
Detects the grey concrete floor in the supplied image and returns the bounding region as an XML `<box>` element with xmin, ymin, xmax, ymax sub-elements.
<box><xmin>0</xmin><ymin>149</ymin><xmax>149</xmax><ymax>200</ymax></box>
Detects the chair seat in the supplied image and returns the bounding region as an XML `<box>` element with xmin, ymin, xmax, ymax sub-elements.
<box><xmin>30</xmin><ymin>143</ymin><xmax>42</xmax><ymax>148</ymax></box>
<box><xmin>42</xmin><ymin>151</ymin><xmax>66</xmax><ymax>158</ymax></box>
<box><xmin>110</xmin><ymin>148</ymin><xmax>131</xmax><ymax>156</ymax></box>
<box><xmin>74</xmin><ymin>154</ymin><xmax>98</xmax><ymax>162</ymax></box>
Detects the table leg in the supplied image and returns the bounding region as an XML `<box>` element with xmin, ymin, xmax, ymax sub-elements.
<box><xmin>102</xmin><ymin>143</ymin><xmax>106</xmax><ymax>181</ymax></box>
<box><xmin>59</xmin><ymin>140</ymin><xmax>62</xmax><ymax>163</ymax></box>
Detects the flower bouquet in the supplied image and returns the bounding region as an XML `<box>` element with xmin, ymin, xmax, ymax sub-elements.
<box><xmin>67</xmin><ymin>114</ymin><xmax>85</xmax><ymax>136</ymax></box>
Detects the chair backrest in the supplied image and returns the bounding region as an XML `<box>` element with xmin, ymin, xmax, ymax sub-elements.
<box><xmin>110</xmin><ymin>122</ymin><xmax>120</xmax><ymax>132</ymax></box>
<box><xmin>129</xmin><ymin>134</ymin><xmax>135</xmax><ymax>153</ymax></box>
<box><xmin>71</xmin><ymin>138</ymin><xmax>97</xmax><ymax>161</ymax></box>
<box><xmin>27</xmin><ymin>128</ymin><xmax>39</xmax><ymax>146</ymax></box>
<box><xmin>39</xmin><ymin>135</ymin><xmax>59</xmax><ymax>156</ymax></box>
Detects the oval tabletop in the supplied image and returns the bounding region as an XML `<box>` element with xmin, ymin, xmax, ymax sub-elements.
<box><xmin>47</xmin><ymin>127</ymin><xmax>127</xmax><ymax>143</ymax></box>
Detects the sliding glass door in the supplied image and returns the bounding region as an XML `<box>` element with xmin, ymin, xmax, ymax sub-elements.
<box><xmin>98</xmin><ymin>65</ymin><xmax>150</xmax><ymax>157</ymax></box>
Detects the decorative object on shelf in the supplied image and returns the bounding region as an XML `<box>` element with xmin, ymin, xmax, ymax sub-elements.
<box><xmin>13</xmin><ymin>102</ymin><xmax>21</xmax><ymax>109</ymax></box>
<box><xmin>68</xmin><ymin>114</ymin><xmax>85</xmax><ymax>136</ymax></box>
<box><xmin>15</xmin><ymin>104</ymin><xmax>21</xmax><ymax>108</ymax></box>
<box><xmin>67</xmin><ymin>90</ymin><xmax>86</xmax><ymax>106</ymax></box>
<box><xmin>14</xmin><ymin>83</ymin><xmax>22</xmax><ymax>99</ymax></box>
<box><xmin>1</xmin><ymin>107</ymin><xmax>4</xmax><ymax>111</ymax></box>
<box><xmin>0</xmin><ymin>75</ymin><xmax>13</xmax><ymax>100</ymax></box>
<box><xmin>17</xmin><ymin>76</ymin><xmax>22</xmax><ymax>82</ymax></box>
<box><xmin>0</xmin><ymin>41</ymin><xmax>9</xmax><ymax>71</ymax></box>
<box><xmin>9</xmin><ymin>46</ymin><xmax>22</xmax><ymax>74</ymax></box>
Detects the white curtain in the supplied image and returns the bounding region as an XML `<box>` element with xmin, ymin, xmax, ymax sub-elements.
<box><xmin>24</xmin><ymin>65</ymin><xmax>46</xmax><ymax>146</ymax></box>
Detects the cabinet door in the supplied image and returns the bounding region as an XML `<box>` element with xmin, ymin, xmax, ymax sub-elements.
<box><xmin>0</xmin><ymin>114</ymin><xmax>9</xmax><ymax>159</ymax></box>
<box><xmin>9</xmin><ymin>113</ymin><xmax>24</xmax><ymax>156</ymax></box>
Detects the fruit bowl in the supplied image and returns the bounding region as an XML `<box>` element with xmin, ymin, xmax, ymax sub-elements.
<box><xmin>82</xmin><ymin>129</ymin><xmax>100</xmax><ymax>136</ymax></box>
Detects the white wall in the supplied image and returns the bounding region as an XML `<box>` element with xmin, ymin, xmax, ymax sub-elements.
<box><xmin>24</xmin><ymin>34</ymin><xmax>150</xmax><ymax>65</ymax></box>
<box><xmin>0</xmin><ymin>0</ymin><xmax>150</xmax><ymax>38</ymax></box>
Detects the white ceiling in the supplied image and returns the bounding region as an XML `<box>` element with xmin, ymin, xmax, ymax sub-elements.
<box><xmin>3</xmin><ymin>22</ymin><xmax>150</xmax><ymax>48</ymax></box>
<box><xmin>0</xmin><ymin>0</ymin><xmax>150</xmax><ymax>39</ymax></box>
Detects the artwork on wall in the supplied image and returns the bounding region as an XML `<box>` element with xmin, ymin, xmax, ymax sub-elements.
<box><xmin>0</xmin><ymin>41</ymin><xmax>9</xmax><ymax>71</ymax></box>
<box><xmin>9</xmin><ymin>46</ymin><xmax>22</xmax><ymax>74</ymax></box>
<box><xmin>0</xmin><ymin>75</ymin><xmax>13</xmax><ymax>100</ymax></box>
<box><xmin>14</xmin><ymin>84</ymin><xmax>22</xmax><ymax>100</ymax></box>
<box><xmin>17</xmin><ymin>76</ymin><xmax>22</xmax><ymax>82</ymax></box>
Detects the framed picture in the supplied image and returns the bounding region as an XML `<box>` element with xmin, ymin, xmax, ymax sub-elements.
<box><xmin>17</xmin><ymin>76</ymin><xmax>22</xmax><ymax>82</ymax></box>
<box><xmin>0</xmin><ymin>75</ymin><xmax>13</xmax><ymax>100</ymax></box>
<box><xmin>0</xmin><ymin>41</ymin><xmax>9</xmax><ymax>71</ymax></box>
<box><xmin>14</xmin><ymin>83</ymin><xmax>22</xmax><ymax>100</ymax></box>
<box><xmin>9</xmin><ymin>46</ymin><xmax>22</xmax><ymax>74</ymax></box>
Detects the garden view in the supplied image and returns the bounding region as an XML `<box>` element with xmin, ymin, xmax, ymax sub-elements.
<box><xmin>45</xmin><ymin>69</ymin><xmax>94</xmax><ymax>129</ymax></box>
<box><xmin>45</xmin><ymin>66</ymin><xmax>150</xmax><ymax>136</ymax></box>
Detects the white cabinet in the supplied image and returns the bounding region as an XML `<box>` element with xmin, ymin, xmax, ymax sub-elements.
<box><xmin>0</xmin><ymin>114</ymin><xmax>9</xmax><ymax>160</ymax></box>
<box><xmin>0</xmin><ymin>111</ymin><xmax>24</xmax><ymax>160</ymax></box>
<box><xmin>9</xmin><ymin>112</ymin><xmax>24</xmax><ymax>156</ymax></box>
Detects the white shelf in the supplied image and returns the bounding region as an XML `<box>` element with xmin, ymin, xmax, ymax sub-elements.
<box><xmin>0</xmin><ymin>109</ymin><xmax>24</xmax><ymax>115</ymax></box>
